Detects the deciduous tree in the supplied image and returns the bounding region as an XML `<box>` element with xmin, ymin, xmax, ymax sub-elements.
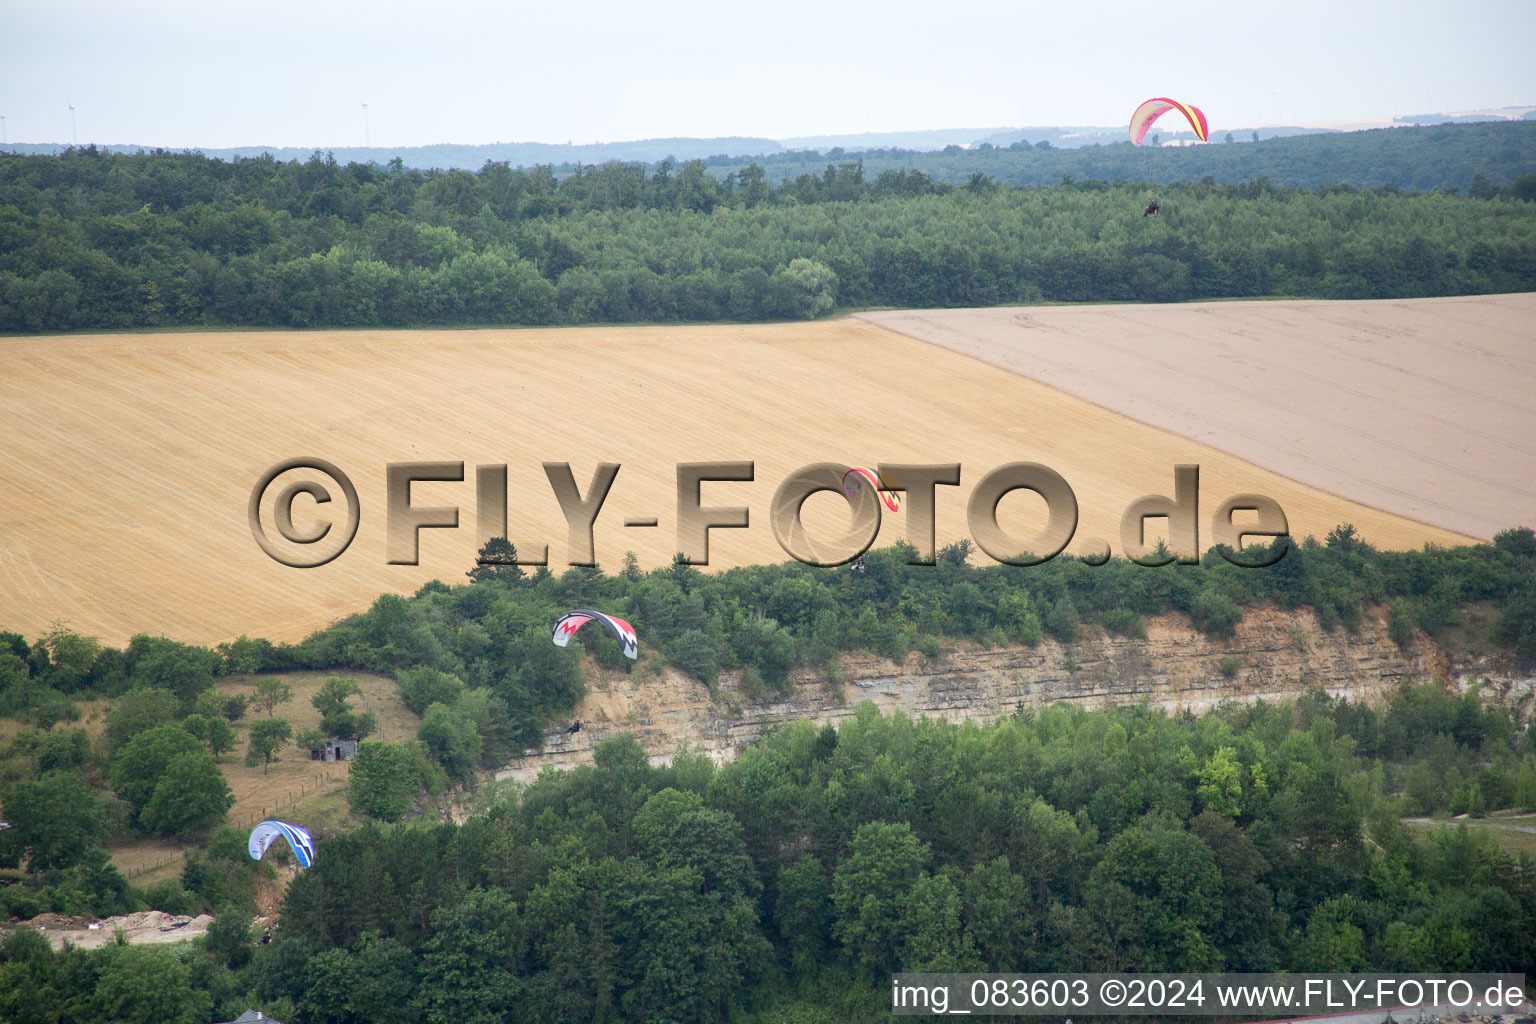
<box><xmin>142</xmin><ymin>751</ymin><xmax>234</xmax><ymax>835</ymax></box>
<box><xmin>246</xmin><ymin>718</ymin><xmax>293</xmax><ymax>774</ymax></box>
<box><xmin>251</xmin><ymin>678</ymin><xmax>292</xmax><ymax>717</ymax></box>
<box><xmin>0</xmin><ymin>770</ymin><xmax>106</xmax><ymax>871</ymax></box>
<box><xmin>348</xmin><ymin>742</ymin><xmax>420</xmax><ymax>822</ymax></box>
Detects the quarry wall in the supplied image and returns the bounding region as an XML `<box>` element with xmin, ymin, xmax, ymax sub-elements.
<box><xmin>497</xmin><ymin>607</ymin><xmax>1533</xmax><ymax>782</ymax></box>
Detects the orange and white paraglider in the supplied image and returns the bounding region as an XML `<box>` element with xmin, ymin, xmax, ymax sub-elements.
<box><xmin>1129</xmin><ymin>97</ymin><xmax>1208</xmax><ymax>146</ymax></box>
<box><xmin>842</xmin><ymin>467</ymin><xmax>901</xmax><ymax>513</ymax></box>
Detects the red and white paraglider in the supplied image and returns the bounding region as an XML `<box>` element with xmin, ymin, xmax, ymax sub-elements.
<box><xmin>1129</xmin><ymin>97</ymin><xmax>1208</xmax><ymax>146</ymax></box>
<box><xmin>842</xmin><ymin>467</ymin><xmax>901</xmax><ymax>513</ymax></box>
<box><xmin>552</xmin><ymin>610</ymin><xmax>639</xmax><ymax>660</ymax></box>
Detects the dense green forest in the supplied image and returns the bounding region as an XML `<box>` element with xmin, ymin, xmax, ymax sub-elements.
<box><xmin>3</xmin><ymin>126</ymin><xmax>1535</xmax><ymax>332</ymax></box>
<box><xmin>2</xmin><ymin>530</ymin><xmax>1535</xmax><ymax>1020</ymax></box>
<box><xmin>2</xmin><ymin>686</ymin><xmax>1534</xmax><ymax>1024</ymax></box>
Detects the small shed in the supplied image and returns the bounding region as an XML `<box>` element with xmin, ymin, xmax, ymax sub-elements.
<box><xmin>309</xmin><ymin>738</ymin><xmax>357</xmax><ymax>762</ymax></box>
<box><xmin>214</xmin><ymin>1011</ymin><xmax>283</xmax><ymax>1024</ymax></box>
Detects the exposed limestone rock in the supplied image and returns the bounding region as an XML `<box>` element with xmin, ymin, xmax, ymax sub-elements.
<box><xmin>496</xmin><ymin>607</ymin><xmax>1532</xmax><ymax>783</ymax></box>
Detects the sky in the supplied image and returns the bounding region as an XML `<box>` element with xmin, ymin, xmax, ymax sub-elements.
<box><xmin>2</xmin><ymin>0</ymin><xmax>1534</xmax><ymax>149</ymax></box>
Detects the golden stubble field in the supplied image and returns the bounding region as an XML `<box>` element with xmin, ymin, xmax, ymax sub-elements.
<box><xmin>0</xmin><ymin>309</ymin><xmax>1485</xmax><ymax>648</ymax></box>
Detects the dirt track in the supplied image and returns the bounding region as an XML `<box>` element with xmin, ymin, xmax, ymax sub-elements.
<box><xmin>2</xmin><ymin>910</ymin><xmax>217</xmax><ymax>950</ymax></box>
<box><xmin>862</xmin><ymin>295</ymin><xmax>1536</xmax><ymax>541</ymax></box>
<box><xmin>0</xmin><ymin>313</ymin><xmax>1484</xmax><ymax>647</ymax></box>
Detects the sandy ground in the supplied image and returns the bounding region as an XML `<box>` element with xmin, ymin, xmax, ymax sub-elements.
<box><xmin>2</xmin><ymin>910</ymin><xmax>217</xmax><ymax>950</ymax></box>
<box><xmin>0</xmin><ymin>315</ymin><xmax>1478</xmax><ymax>647</ymax></box>
<box><xmin>862</xmin><ymin>295</ymin><xmax>1536</xmax><ymax>541</ymax></box>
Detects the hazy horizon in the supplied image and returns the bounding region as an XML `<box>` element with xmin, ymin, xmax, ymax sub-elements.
<box><xmin>2</xmin><ymin>0</ymin><xmax>1534</xmax><ymax>150</ymax></box>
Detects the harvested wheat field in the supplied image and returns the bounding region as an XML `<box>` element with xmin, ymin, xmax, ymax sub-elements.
<box><xmin>863</xmin><ymin>294</ymin><xmax>1536</xmax><ymax>541</ymax></box>
<box><xmin>0</xmin><ymin>304</ymin><xmax>1499</xmax><ymax>647</ymax></box>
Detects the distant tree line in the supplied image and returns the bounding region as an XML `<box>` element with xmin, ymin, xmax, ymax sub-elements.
<box><xmin>2</xmin><ymin>136</ymin><xmax>1535</xmax><ymax>332</ymax></box>
<box><xmin>705</xmin><ymin>121</ymin><xmax>1536</xmax><ymax>192</ymax></box>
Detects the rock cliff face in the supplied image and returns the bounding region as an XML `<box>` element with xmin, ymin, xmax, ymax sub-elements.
<box><xmin>496</xmin><ymin>607</ymin><xmax>1533</xmax><ymax>783</ymax></box>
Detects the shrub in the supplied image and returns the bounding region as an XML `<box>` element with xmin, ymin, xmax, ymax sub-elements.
<box><xmin>738</xmin><ymin>665</ymin><xmax>766</xmax><ymax>702</ymax></box>
<box><xmin>1101</xmin><ymin>608</ymin><xmax>1146</xmax><ymax>639</ymax></box>
<box><xmin>1388</xmin><ymin>599</ymin><xmax>1416</xmax><ymax>649</ymax></box>
<box><xmin>1045</xmin><ymin>598</ymin><xmax>1079</xmax><ymax>643</ymax></box>
<box><xmin>1190</xmin><ymin>591</ymin><xmax>1243</xmax><ymax>638</ymax></box>
<box><xmin>141</xmin><ymin>879</ymin><xmax>199</xmax><ymax>915</ymax></box>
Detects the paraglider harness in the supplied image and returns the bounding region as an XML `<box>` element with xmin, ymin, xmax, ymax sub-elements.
<box><xmin>1143</xmin><ymin>199</ymin><xmax>1160</xmax><ymax>217</ymax></box>
<box><xmin>565</xmin><ymin>719</ymin><xmax>582</xmax><ymax>735</ymax></box>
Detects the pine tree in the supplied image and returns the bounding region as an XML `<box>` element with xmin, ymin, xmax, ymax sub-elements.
<box><xmin>468</xmin><ymin>537</ymin><xmax>525</xmax><ymax>583</ymax></box>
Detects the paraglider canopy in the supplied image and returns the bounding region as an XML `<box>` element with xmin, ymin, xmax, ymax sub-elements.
<box><xmin>1129</xmin><ymin>98</ymin><xmax>1208</xmax><ymax>146</ymax></box>
<box><xmin>842</xmin><ymin>467</ymin><xmax>901</xmax><ymax>513</ymax></box>
<box><xmin>248</xmin><ymin>820</ymin><xmax>315</xmax><ymax>867</ymax></box>
<box><xmin>553</xmin><ymin>610</ymin><xmax>639</xmax><ymax>660</ymax></box>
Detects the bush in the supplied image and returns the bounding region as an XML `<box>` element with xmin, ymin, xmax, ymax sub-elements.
<box><xmin>51</xmin><ymin>856</ymin><xmax>138</xmax><ymax>917</ymax></box>
<box><xmin>105</xmin><ymin>688</ymin><xmax>178</xmax><ymax>751</ymax></box>
<box><xmin>140</xmin><ymin>879</ymin><xmax>199</xmax><ymax>915</ymax></box>
<box><xmin>1190</xmin><ymin>590</ymin><xmax>1243</xmax><ymax>638</ymax></box>
<box><xmin>1101</xmin><ymin>608</ymin><xmax>1146</xmax><ymax>639</ymax></box>
<box><xmin>1219</xmin><ymin>655</ymin><xmax>1243</xmax><ymax>679</ymax></box>
<box><xmin>397</xmin><ymin>667</ymin><xmax>465</xmax><ymax>715</ymax></box>
<box><xmin>1</xmin><ymin>883</ymin><xmax>46</xmax><ymax>919</ymax></box>
<box><xmin>1494</xmin><ymin>577</ymin><xmax>1536</xmax><ymax>668</ymax></box>
<box><xmin>35</xmin><ymin>729</ymin><xmax>91</xmax><ymax>772</ymax></box>
<box><xmin>1388</xmin><ymin>599</ymin><xmax>1416</xmax><ymax>649</ymax></box>
<box><xmin>667</xmin><ymin>630</ymin><xmax>720</xmax><ymax>686</ymax></box>
<box><xmin>203</xmin><ymin>903</ymin><xmax>255</xmax><ymax>969</ymax></box>
<box><xmin>1045</xmin><ymin>598</ymin><xmax>1079</xmax><ymax>643</ymax></box>
<box><xmin>738</xmin><ymin>665</ymin><xmax>767</xmax><ymax>702</ymax></box>
<box><xmin>25</xmin><ymin>690</ymin><xmax>77</xmax><ymax>731</ymax></box>
<box><xmin>222</xmin><ymin>694</ymin><xmax>250</xmax><ymax>722</ymax></box>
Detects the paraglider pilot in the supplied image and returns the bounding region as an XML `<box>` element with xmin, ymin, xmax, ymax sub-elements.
<box><xmin>566</xmin><ymin>719</ymin><xmax>582</xmax><ymax>735</ymax></box>
<box><xmin>1144</xmin><ymin>199</ymin><xmax>1160</xmax><ymax>217</ymax></box>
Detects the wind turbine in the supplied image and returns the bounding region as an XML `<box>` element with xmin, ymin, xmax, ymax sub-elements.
<box><xmin>68</xmin><ymin>103</ymin><xmax>77</xmax><ymax>144</ymax></box>
<box><xmin>362</xmin><ymin>101</ymin><xmax>369</xmax><ymax>148</ymax></box>
<box><xmin>1</xmin><ymin>115</ymin><xmax>7</xmax><ymax>146</ymax></box>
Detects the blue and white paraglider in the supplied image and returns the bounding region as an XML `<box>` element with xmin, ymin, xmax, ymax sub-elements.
<box><xmin>248</xmin><ymin>820</ymin><xmax>315</xmax><ymax>868</ymax></box>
